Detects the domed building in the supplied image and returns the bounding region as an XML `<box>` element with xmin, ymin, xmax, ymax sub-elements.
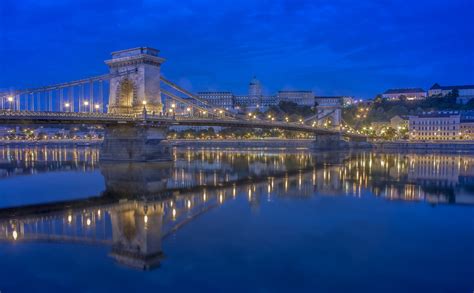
<box><xmin>248</xmin><ymin>76</ymin><xmax>262</xmax><ymax>97</ymax></box>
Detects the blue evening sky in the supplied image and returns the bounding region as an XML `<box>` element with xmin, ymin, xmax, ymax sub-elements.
<box><xmin>1</xmin><ymin>0</ymin><xmax>473</xmax><ymax>98</ymax></box>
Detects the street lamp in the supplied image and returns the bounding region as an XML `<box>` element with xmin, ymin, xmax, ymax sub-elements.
<box><xmin>64</xmin><ymin>102</ymin><xmax>71</xmax><ymax>112</ymax></box>
<box><xmin>94</xmin><ymin>104</ymin><xmax>100</xmax><ymax>112</ymax></box>
<box><xmin>7</xmin><ymin>96</ymin><xmax>13</xmax><ymax>111</ymax></box>
<box><xmin>83</xmin><ymin>100</ymin><xmax>89</xmax><ymax>112</ymax></box>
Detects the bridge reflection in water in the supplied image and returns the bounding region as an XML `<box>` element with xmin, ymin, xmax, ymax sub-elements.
<box><xmin>0</xmin><ymin>146</ymin><xmax>474</xmax><ymax>270</ymax></box>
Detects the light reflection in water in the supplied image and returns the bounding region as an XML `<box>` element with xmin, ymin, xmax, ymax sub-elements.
<box><xmin>0</xmin><ymin>146</ymin><xmax>474</xmax><ymax>270</ymax></box>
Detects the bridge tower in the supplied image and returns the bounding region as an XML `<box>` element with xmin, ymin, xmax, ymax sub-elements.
<box><xmin>109</xmin><ymin>202</ymin><xmax>164</xmax><ymax>270</ymax></box>
<box><xmin>101</xmin><ymin>47</ymin><xmax>171</xmax><ymax>162</ymax></box>
<box><xmin>315</xmin><ymin>97</ymin><xmax>342</xmax><ymax>128</ymax></box>
<box><xmin>106</xmin><ymin>47</ymin><xmax>165</xmax><ymax>114</ymax></box>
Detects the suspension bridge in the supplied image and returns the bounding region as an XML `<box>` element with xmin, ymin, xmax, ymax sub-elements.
<box><xmin>0</xmin><ymin>47</ymin><xmax>367</xmax><ymax>161</ymax></box>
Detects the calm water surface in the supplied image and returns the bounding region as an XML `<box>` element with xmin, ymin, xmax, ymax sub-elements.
<box><xmin>0</xmin><ymin>146</ymin><xmax>473</xmax><ymax>292</ymax></box>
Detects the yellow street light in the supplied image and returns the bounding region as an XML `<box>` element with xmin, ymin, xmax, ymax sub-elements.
<box><xmin>83</xmin><ymin>101</ymin><xmax>89</xmax><ymax>106</ymax></box>
<box><xmin>171</xmin><ymin>103</ymin><xmax>176</xmax><ymax>108</ymax></box>
<box><xmin>142</xmin><ymin>100</ymin><xmax>147</xmax><ymax>105</ymax></box>
<box><xmin>64</xmin><ymin>102</ymin><xmax>70</xmax><ymax>108</ymax></box>
<box><xmin>7</xmin><ymin>96</ymin><xmax>13</xmax><ymax>102</ymax></box>
<box><xmin>94</xmin><ymin>104</ymin><xmax>100</xmax><ymax>109</ymax></box>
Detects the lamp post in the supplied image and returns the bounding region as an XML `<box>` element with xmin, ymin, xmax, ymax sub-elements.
<box><xmin>94</xmin><ymin>104</ymin><xmax>100</xmax><ymax>113</ymax></box>
<box><xmin>64</xmin><ymin>102</ymin><xmax>71</xmax><ymax>112</ymax></box>
<box><xmin>7</xmin><ymin>96</ymin><xmax>14</xmax><ymax>111</ymax></box>
<box><xmin>83</xmin><ymin>101</ymin><xmax>89</xmax><ymax>113</ymax></box>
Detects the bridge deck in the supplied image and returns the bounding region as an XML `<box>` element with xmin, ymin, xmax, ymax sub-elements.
<box><xmin>0</xmin><ymin>110</ymin><xmax>365</xmax><ymax>138</ymax></box>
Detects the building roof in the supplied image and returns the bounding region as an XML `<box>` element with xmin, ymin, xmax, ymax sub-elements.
<box><xmin>383</xmin><ymin>88</ymin><xmax>425</xmax><ymax>94</ymax></box>
<box><xmin>413</xmin><ymin>111</ymin><xmax>460</xmax><ymax>118</ymax></box>
<box><xmin>430</xmin><ymin>83</ymin><xmax>474</xmax><ymax>90</ymax></box>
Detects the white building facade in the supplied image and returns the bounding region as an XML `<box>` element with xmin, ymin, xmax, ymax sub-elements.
<box><xmin>382</xmin><ymin>88</ymin><xmax>427</xmax><ymax>101</ymax></box>
<box><xmin>277</xmin><ymin>91</ymin><xmax>314</xmax><ymax>107</ymax></box>
<box><xmin>198</xmin><ymin>77</ymin><xmax>317</xmax><ymax>112</ymax></box>
<box><xmin>428</xmin><ymin>83</ymin><xmax>474</xmax><ymax>104</ymax></box>
<box><xmin>197</xmin><ymin>92</ymin><xmax>234</xmax><ymax>110</ymax></box>
<box><xmin>409</xmin><ymin>112</ymin><xmax>461</xmax><ymax>141</ymax></box>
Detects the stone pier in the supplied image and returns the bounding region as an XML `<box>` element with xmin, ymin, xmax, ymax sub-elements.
<box><xmin>313</xmin><ymin>133</ymin><xmax>348</xmax><ymax>150</ymax></box>
<box><xmin>100</xmin><ymin>124</ymin><xmax>171</xmax><ymax>162</ymax></box>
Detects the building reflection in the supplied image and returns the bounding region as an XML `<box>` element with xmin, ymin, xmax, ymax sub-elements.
<box><xmin>0</xmin><ymin>147</ymin><xmax>473</xmax><ymax>270</ymax></box>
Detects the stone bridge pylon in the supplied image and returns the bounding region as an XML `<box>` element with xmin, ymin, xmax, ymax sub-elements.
<box><xmin>101</xmin><ymin>47</ymin><xmax>171</xmax><ymax>162</ymax></box>
<box><xmin>106</xmin><ymin>47</ymin><xmax>164</xmax><ymax>115</ymax></box>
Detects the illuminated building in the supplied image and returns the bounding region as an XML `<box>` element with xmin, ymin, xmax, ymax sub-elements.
<box><xmin>409</xmin><ymin>111</ymin><xmax>461</xmax><ymax>141</ymax></box>
<box><xmin>382</xmin><ymin>88</ymin><xmax>427</xmax><ymax>100</ymax></box>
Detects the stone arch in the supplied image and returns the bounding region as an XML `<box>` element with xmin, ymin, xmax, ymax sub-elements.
<box><xmin>116</xmin><ymin>78</ymin><xmax>137</xmax><ymax>108</ymax></box>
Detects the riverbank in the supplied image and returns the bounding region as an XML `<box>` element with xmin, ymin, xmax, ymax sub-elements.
<box><xmin>374</xmin><ymin>141</ymin><xmax>474</xmax><ymax>152</ymax></box>
<box><xmin>0</xmin><ymin>139</ymin><xmax>102</xmax><ymax>147</ymax></box>
<box><xmin>169</xmin><ymin>138</ymin><xmax>314</xmax><ymax>149</ymax></box>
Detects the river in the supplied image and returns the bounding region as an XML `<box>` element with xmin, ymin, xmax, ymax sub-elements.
<box><xmin>0</xmin><ymin>146</ymin><xmax>473</xmax><ymax>292</ymax></box>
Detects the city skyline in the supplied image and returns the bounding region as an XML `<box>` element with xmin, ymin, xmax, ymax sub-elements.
<box><xmin>1</xmin><ymin>0</ymin><xmax>473</xmax><ymax>98</ymax></box>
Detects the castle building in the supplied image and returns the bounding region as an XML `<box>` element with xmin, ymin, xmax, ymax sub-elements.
<box><xmin>198</xmin><ymin>77</ymin><xmax>316</xmax><ymax>112</ymax></box>
<box><xmin>382</xmin><ymin>88</ymin><xmax>427</xmax><ymax>100</ymax></box>
<box><xmin>277</xmin><ymin>91</ymin><xmax>314</xmax><ymax>107</ymax></box>
<box><xmin>196</xmin><ymin>92</ymin><xmax>234</xmax><ymax>110</ymax></box>
<box><xmin>428</xmin><ymin>83</ymin><xmax>474</xmax><ymax>104</ymax></box>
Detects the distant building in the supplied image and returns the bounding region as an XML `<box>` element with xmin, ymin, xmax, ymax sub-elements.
<box><xmin>261</xmin><ymin>95</ymin><xmax>278</xmax><ymax>108</ymax></box>
<box><xmin>409</xmin><ymin>111</ymin><xmax>461</xmax><ymax>141</ymax></box>
<box><xmin>199</xmin><ymin>76</ymin><xmax>321</xmax><ymax>111</ymax></box>
<box><xmin>460</xmin><ymin>111</ymin><xmax>474</xmax><ymax>140</ymax></box>
<box><xmin>248</xmin><ymin>76</ymin><xmax>262</xmax><ymax>97</ymax></box>
<box><xmin>233</xmin><ymin>77</ymin><xmax>264</xmax><ymax>111</ymax></box>
<box><xmin>197</xmin><ymin>92</ymin><xmax>234</xmax><ymax>110</ymax></box>
<box><xmin>428</xmin><ymin>83</ymin><xmax>474</xmax><ymax>104</ymax></box>
<box><xmin>382</xmin><ymin>88</ymin><xmax>427</xmax><ymax>101</ymax></box>
<box><xmin>428</xmin><ymin>83</ymin><xmax>474</xmax><ymax>97</ymax></box>
<box><xmin>277</xmin><ymin>91</ymin><xmax>314</xmax><ymax>107</ymax></box>
<box><xmin>370</xmin><ymin>116</ymin><xmax>408</xmax><ymax>132</ymax></box>
<box><xmin>390</xmin><ymin>115</ymin><xmax>409</xmax><ymax>129</ymax></box>
<box><xmin>341</xmin><ymin>96</ymin><xmax>355</xmax><ymax>107</ymax></box>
